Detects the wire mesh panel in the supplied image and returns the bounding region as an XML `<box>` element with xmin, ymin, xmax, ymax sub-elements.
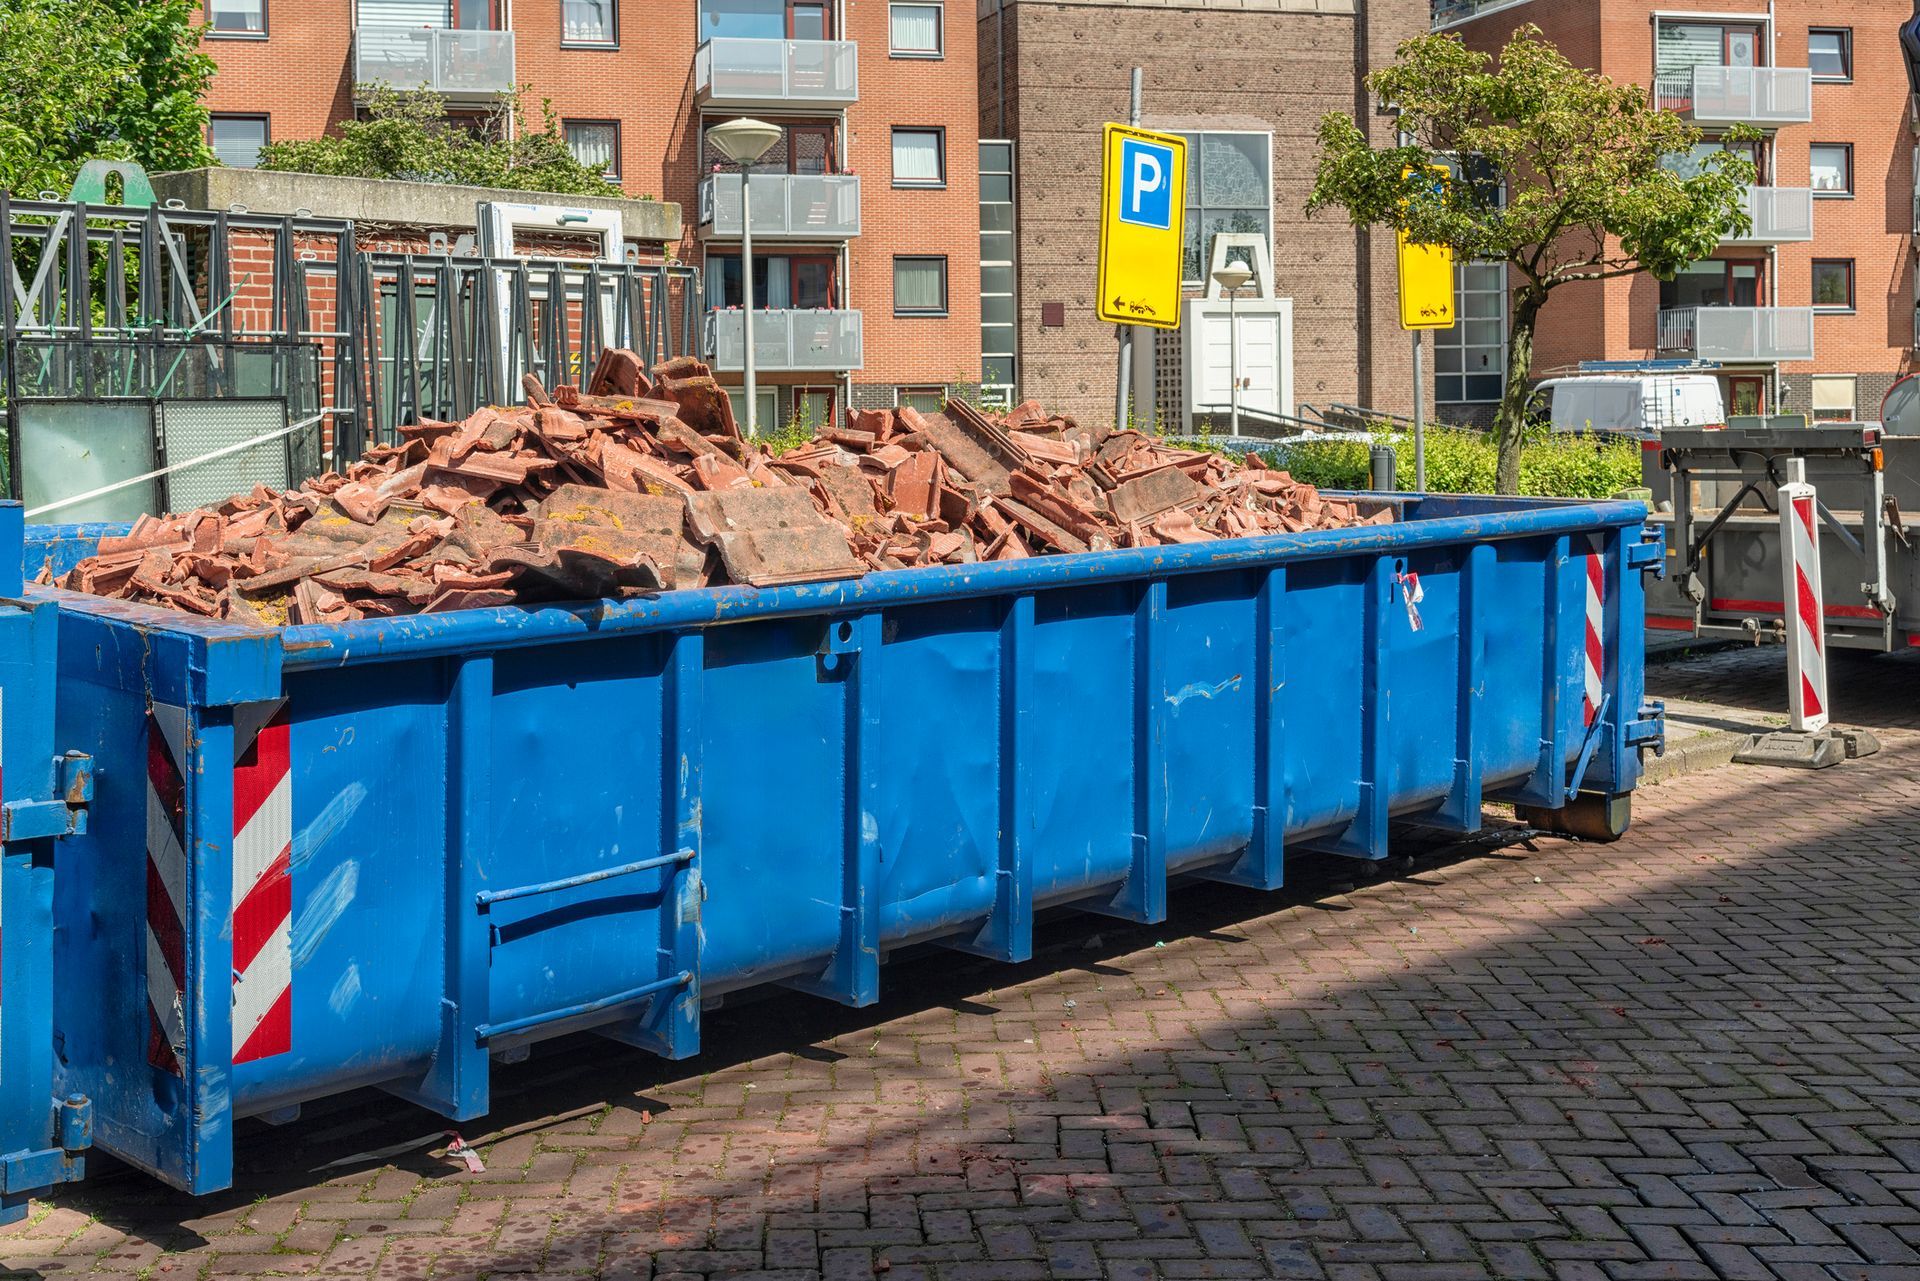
<box><xmin>157</xmin><ymin>399</ymin><xmax>291</xmax><ymax>512</ymax></box>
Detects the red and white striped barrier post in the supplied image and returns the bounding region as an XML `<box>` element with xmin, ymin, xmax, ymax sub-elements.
<box><xmin>1779</xmin><ymin>457</ymin><xmax>1829</xmax><ymax>734</ymax></box>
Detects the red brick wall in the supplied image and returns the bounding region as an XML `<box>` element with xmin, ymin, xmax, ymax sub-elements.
<box><xmin>202</xmin><ymin>2</ymin><xmax>355</xmax><ymax>147</ymax></box>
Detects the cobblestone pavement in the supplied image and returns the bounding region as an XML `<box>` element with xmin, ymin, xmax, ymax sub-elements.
<box><xmin>7</xmin><ymin>669</ymin><xmax>1920</xmax><ymax>1279</ymax></box>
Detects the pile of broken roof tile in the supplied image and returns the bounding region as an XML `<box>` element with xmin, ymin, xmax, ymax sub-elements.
<box><xmin>51</xmin><ymin>350</ymin><xmax>1390</xmax><ymax>626</ymax></box>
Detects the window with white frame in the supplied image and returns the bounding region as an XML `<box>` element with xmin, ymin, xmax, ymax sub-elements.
<box><xmin>1173</xmin><ymin>131</ymin><xmax>1271</xmax><ymax>284</ymax></box>
<box><xmin>1811</xmin><ymin>374</ymin><xmax>1855</xmax><ymax>421</ymax></box>
<box><xmin>1436</xmin><ymin>260</ymin><xmax>1506</xmax><ymax>403</ymax></box>
<box><xmin>889</xmin><ymin>3</ymin><xmax>942</xmax><ymax>57</ymax></box>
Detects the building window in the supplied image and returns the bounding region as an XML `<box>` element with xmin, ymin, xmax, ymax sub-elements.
<box><xmin>1809</xmin><ymin>143</ymin><xmax>1851</xmax><ymax>196</ymax></box>
<box><xmin>699</xmin><ymin>0</ymin><xmax>831</xmax><ymax>41</ymax></box>
<box><xmin>706</xmin><ymin>253</ymin><xmax>838</xmax><ymax>309</ymax></box>
<box><xmin>1811</xmin><ymin>375</ymin><xmax>1856</xmax><ymax>421</ymax></box>
<box><xmin>564</xmin><ymin>120</ymin><xmax>620</xmax><ymax>179</ymax></box>
<box><xmin>563</xmin><ymin>0</ymin><xmax>616</xmax><ymax>45</ymax></box>
<box><xmin>1661</xmin><ymin>259</ymin><xmax>1763</xmax><ymax>308</ymax></box>
<box><xmin>1812</xmin><ymin>259</ymin><xmax>1855</xmax><ymax>310</ymax></box>
<box><xmin>889</xmin><ymin>3</ymin><xmax>943</xmax><ymax>56</ymax></box>
<box><xmin>206</xmin><ymin>0</ymin><xmax>265</xmax><ymax>35</ymax></box>
<box><xmin>1174</xmin><ymin>131</ymin><xmax>1272</xmax><ymax>284</ymax></box>
<box><xmin>1808</xmin><ymin>28</ymin><xmax>1851</xmax><ymax>80</ymax></box>
<box><xmin>894</xmin><ymin>256</ymin><xmax>948</xmax><ymax>316</ymax></box>
<box><xmin>979</xmin><ymin>139</ymin><xmax>1017</xmax><ymax>401</ymax></box>
<box><xmin>793</xmin><ymin>388</ymin><xmax>837</xmax><ymax>433</ymax></box>
<box><xmin>1436</xmin><ymin>260</ymin><xmax>1506</xmax><ymax>404</ymax></box>
<box><xmin>894</xmin><ymin>387</ymin><xmax>948</xmax><ymax>412</ymax></box>
<box><xmin>1654</xmin><ymin>21</ymin><xmax>1763</xmax><ymax>111</ymax></box>
<box><xmin>891</xmin><ymin>128</ymin><xmax>945</xmax><ymax>187</ymax></box>
<box><xmin>209</xmin><ymin>115</ymin><xmax>270</xmax><ymax>169</ymax></box>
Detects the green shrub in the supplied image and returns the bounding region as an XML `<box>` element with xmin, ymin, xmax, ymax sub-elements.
<box><xmin>1251</xmin><ymin>427</ymin><xmax>1640</xmax><ymax>499</ymax></box>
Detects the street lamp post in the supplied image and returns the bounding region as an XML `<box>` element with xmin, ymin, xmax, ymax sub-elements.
<box><xmin>705</xmin><ymin>118</ymin><xmax>784</xmax><ymax>438</ymax></box>
<box><xmin>1210</xmin><ymin>264</ymin><xmax>1254</xmax><ymax>438</ymax></box>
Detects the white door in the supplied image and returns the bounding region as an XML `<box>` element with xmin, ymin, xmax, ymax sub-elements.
<box><xmin>1192</xmin><ymin>304</ymin><xmax>1288</xmax><ymax>422</ymax></box>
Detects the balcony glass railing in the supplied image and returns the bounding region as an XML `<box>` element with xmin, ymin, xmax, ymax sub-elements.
<box><xmin>698</xmin><ymin>174</ymin><xmax>862</xmax><ymax>239</ymax></box>
<box><xmin>354</xmin><ymin>26</ymin><xmax>515</xmax><ymax>96</ymax></box>
<box><xmin>707</xmin><ymin>309</ymin><xmax>864</xmax><ymax>372</ymax></box>
<box><xmin>1653</xmin><ymin>65</ymin><xmax>1812</xmax><ymax>126</ymax></box>
<box><xmin>1429</xmin><ymin>0</ymin><xmax>1529</xmax><ymax>27</ymax></box>
<box><xmin>1726</xmin><ymin>186</ymin><xmax>1813</xmax><ymax>243</ymax></box>
<box><xmin>694</xmin><ymin>38</ymin><xmax>858</xmax><ymax>107</ymax></box>
<box><xmin>1657</xmin><ymin>306</ymin><xmax>1815</xmax><ymax>362</ymax></box>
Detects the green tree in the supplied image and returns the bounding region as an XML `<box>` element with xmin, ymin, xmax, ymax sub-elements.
<box><xmin>258</xmin><ymin>87</ymin><xmax>627</xmax><ymax>198</ymax></box>
<box><xmin>1309</xmin><ymin>26</ymin><xmax>1753</xmax><ymax>493</ymax></box>
<box><xmin>0</xmin><ymin>0</ymin><xmax>215</xmax><ymax>197</ymax></box>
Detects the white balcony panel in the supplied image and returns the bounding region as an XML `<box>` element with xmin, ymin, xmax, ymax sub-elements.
<box><xmin>694</xmin><ymin>38</ymin><xmax>858</xmax><ymax>108</ymax></box>
<box><xmin>1726</xmin><ymin>186</ymin><xmax>1813</xmax><ymax>243</ymax></box>
<box><xmin>355</xmin><ymin>26</ymin><xmax>515</xmax><ymax>97</ymax></box>
<box><xmin>1654</xmin><ymin>66</ymin><xmax>1812</xmax><ymax>126</ymax></box>
<box><xmin>708</xmin><ymin>309</ymin><xmax>864</xmax><ymax>372</ymax></box>
<box><xmin>699</xmin><ymin>174</ymin><xmax>861</xmax><ymax>239</ymax></box>
<box><xmin>1657</xmin><ymin>306</ymin><xmax>1815</xmax><ymax>363</ymax></box>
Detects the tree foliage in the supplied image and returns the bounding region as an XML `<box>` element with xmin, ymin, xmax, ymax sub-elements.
<box><xmin>0</xmin><ymin>0</ymin><xmax>215</xmax><ymax>197</ymax></box>
<box><xmin>258</xmin><ymin>88</ymin><xmax>628</xmax><ymax>198</ymax></box>
<box><xmin>1309</xmin><ymin>27</ymin><xmax>1753</xmax><ymax>492</ymax></box>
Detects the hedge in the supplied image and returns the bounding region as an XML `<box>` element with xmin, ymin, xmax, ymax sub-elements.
<box><xmin>1232</xmin><ymin>427</ymin><xmax>1643</xmax><ymax>499</ymax></box>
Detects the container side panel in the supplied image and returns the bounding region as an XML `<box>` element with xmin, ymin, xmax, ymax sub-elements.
<box><xmin>1028</xmin><ymin>585</ymin><xmax>1136</xmax><ymax>906</ymax></box>
<box><xmin>1481</xmin><ymin>541</ymin><xmax>1555</xmax><ymax>789</ymax></box>
<box><xmin>51</xmin><ymin>631</ymin><xmax>188</xmax><ymax>1182</ymax></box>
<box><xmin>1160</xmin><ymin>572</ymin><xmax>1257</xmax><ymax>871</ymax></box>
<box><xmin>701</xmin><ymin>618</ymin><xmax>846</xmax><ymax>989</ymax></box>
<box><xmin>485</xmin><ymin>637</ymin><xmax>673</xmax><ymax>1035</ymax></box>
<box><xmin>1383</xmin><ymin>549</ymin><xmax>1463</xmax><ymax>812</ymax></box>
<box><xmin>873</xmin><ymin>602</ymin><xmax>999</xmax><ymax>946</ymax></box>
<box><xmin>1278</xmin><ymin>561</ymin><xmax>1365</xmax><ymax>840</ymax></box>
<box><xmin>232</xmin><ymin>663</ymin><xmax>450</xmax><ymax>1115</ymax></box>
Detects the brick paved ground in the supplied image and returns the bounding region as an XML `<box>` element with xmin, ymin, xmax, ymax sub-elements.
<box><xmin>8</xmin><ymin>654</ymin><xmax>1920</xmax><ymax>1279</ymax></box>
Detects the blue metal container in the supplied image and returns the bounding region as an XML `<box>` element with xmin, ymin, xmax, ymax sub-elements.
<box><xmin>5</xmin><ymin>494</ymin><xmax>1663</xmax><ymax>1206</ymax></box>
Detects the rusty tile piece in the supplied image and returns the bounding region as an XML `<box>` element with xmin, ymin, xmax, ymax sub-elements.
<box><xmin>685</xmin><ymin>488</ymin><xmax>865</xmax><ymax>587</ymax></box>
<box><xmin>1110</xmin><ymin>465</ymin><xmax>1206</xmax><ymax>525</ymax></box>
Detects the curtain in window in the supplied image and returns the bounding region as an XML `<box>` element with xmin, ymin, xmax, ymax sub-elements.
<box><xmin>359</xmin><ymin>0</ymin><xmax>451</xmax><ymax>24</ymax></box>
<box><xmin>563</xmin><ymin>0</ymin><xmax>612</xmax><ymax>41</ymax></box>
<box><xmin>211</xmin><ymin>121</ymin><xmax>267</xmax><ymax>169</ymax></box>
<box><xmin>890</xmin><ymin>3</ymin><xmax>940</xmax><ymax>52</ymax></box>
<box><xmin>1656</xmin><ymin>24</ymin><xmax>1724</xmax><ymax>75</ymax></box>
<box><xmin>567</xmin><ymin>125</ymin><xmax>616</xmax><ymax>171</ymax></box>
<box><xmin>893</xmin><ymin>132</ymin><xmax>941</xmax><ymax>182</ymax></box>
<box><xmin>895</xmin><ymin>259</ymin><xmax>944</xmax><ymax>311</ymax></box>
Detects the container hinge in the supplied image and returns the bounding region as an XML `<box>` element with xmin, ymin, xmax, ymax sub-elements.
<box><xmin>1626</xmin><ymin>700</ymin><xmax>1666</xmax><ymax>757</ymax></box>
<box><xmin>0</xmin><ymin>753</ymin><xmax>93</xmax><ymax>843</ymax></box>
<box><xmin>0</xmin><ymin>1095</ymin><xmax>91</xmax><ymax>1194</ymax></box>
<box><xmin>1627</xmin><ymin>523</ymin><xmax>1666</xmax><ymax>578</ymax></box>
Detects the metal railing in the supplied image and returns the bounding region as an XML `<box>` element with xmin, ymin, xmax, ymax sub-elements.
<box><xmin>1727</xmin><ymin>185</ymin><xmax>1814</xmax><ymax>243</ymax></box>
<box><xmin>693</xmin><ymin>37</ymin><xmax>858</xmax><ymax>107</ymax></box>
<box><xmin>1429</xmin><ymin>0</ymin><xmax>1532</xmax><ymax>28</ymax></box>
<box><xmin>1653</xmin><ymin>65</ymin><xmax>1812</xmax><ymax>125</ymax></box>
<box><xmin>706</xmin><ymin>308</ymin><xmax>863</xmax><ymax>372</ymax></box>
<box><xmin>698</xmin><ymin>173</ymin><xmax>861</xmax><ymax>239</ymax></box>
<box><xmin>354</xmin><ymin>26</ymin><xmax>516</xmax><ymax>97</ymax></box>
<box><xmin>1657</xmin><ymin>306</ymin><xmax>1815</xmax><ymax>362</ymax></box>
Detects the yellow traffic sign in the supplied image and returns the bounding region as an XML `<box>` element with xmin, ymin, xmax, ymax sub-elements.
<box><xmin>1097</xmin><ymin>123</ymin><xmax>1187</xmax><ymax>330</ymax></box>
<box><xmin>1398</xmin><ymin>164</ymin><xmax>1455</xmax><ymax>330</ymax></box>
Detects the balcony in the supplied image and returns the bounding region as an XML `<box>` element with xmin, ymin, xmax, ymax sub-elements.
<box><xmin>1429</xmin><ymin>0</ymin><xmax>1532</xmax><ymax>29</ymax></box>
<box><xmin>1653</xmin><ymin>65</ymin><xmax>1811</xmax><ymax>126</ymax></box>
<box><xmin>698</xmin><ymin>174</ymin><xmax>861</xmax><ymax>240</ymax></box>
<box><xmin>694</xmin><ymin>38</ymin><xmax>858</xmax><ymax>109</ymax></box>
<box><xmin>707</xmin><ymin>309</ymin><xmax>864</xmax><ymax>372</ymax></box>
<box><xmin>1657</xmin><ymin>306</ymin><xmax>1815</xmax><ymax>363</ymax></box>
<box><xmin>1725</xmin><ymin>186</ymin><xmax>1813</xmax><ymax>244</ymax></box>
<box><xmin>354</xmin><ymin>26</ymin><xmax>515</xmax><ymax>98</ymax></box>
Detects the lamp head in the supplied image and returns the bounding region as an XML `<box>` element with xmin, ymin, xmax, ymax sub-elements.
<box><xmin>707</xmin><ymin>118</ymin><xmax>783</xmax><ymax>166</ymax></box>
<box><xmin>1211</xmin><ymin>265</ymin><xmax>1254</xmax><ymax>293</ymax></box>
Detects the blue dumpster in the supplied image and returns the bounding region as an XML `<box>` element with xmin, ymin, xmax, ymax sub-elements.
<box><xmin>7</xmin><ymin>493</ymin><xmax>1662</xmax><ymax>1204</ymax></box>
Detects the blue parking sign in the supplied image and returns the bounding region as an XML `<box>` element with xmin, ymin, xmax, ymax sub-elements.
<box><xmin>1117</xmin><ymin>137</ymin><xmax>1175</xmax><ymax>230</ymax></box>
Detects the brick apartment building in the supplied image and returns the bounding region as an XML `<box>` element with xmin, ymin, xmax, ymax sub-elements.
<box><xmin>197</xmin><ymin>0</ymin><xmax>983</xmax><ymax>429</ymax></box>
<box><xmin>978</xmin><ymin>0</ymin><xmax>1435</xmax><ymax>431</ymax></box>
<box><xmin>1435</xmin><ymin>0</ymin><xmax>1918</xmax><ymax>425</ymax></box>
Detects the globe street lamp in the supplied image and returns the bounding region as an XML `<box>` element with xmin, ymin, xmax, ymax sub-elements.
<box><xmin>1210</xmin><ymin>264</ymin><xmax>1254</xmax><ymax>438</ymax></box>
<box><xmin>706</xmin><ymin>118</ymin><xmax>784</xmax><ymax>437</ymax></box>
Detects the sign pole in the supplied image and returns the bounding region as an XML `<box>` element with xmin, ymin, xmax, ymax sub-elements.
<box><xmin>1412</xmin><ymin>330</ymin><xmax>1425</xmax><ymax>491</ymax></box>
<box><xmin>1114</xmin><ymin>67</ymin><xmax>1142</xmax><ymax>432</ymax></box>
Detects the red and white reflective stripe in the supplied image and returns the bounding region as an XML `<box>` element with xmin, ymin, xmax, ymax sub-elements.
<box><xmin>1582</xmin><ymin>552</ymin><xmax>1604</xmax><ymax>725</ymax></box>
<box><xmin>146</xmin><ymin>705</ymin><xmax>190</xmax><ymax>1076</ymax></box>
<box><xmin>231</xmin><ymin>705</ymin><xmax>292</xmax><ymax>1064</ymax></box>
<box><xmin>1783</xmin><ymin>486</ymin><xmax>1829</xmax><ymax>732</ymax></box>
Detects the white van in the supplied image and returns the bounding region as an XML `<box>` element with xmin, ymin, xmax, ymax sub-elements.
<box><xmin>1535</xmin><ymin>374</ymin><xmax>1725</xmax><ymax>440</ymax></box>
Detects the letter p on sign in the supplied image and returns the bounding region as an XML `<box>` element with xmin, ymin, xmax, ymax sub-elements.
<box><xmin>1117</xmin><ymin>137</ymin><xmax>1175</xmax><ymax>230</ymax></box>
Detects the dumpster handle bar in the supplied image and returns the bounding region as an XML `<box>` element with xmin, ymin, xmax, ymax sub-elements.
<box><xmin>474</xmin><ymin>848</ymin><xmax>694</xmax><ymax>910</ymax></box>
<box><xmin>473</xmin><ymin>971</ymin><xmax>693</xmax><ymax>1043</ymax></box>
